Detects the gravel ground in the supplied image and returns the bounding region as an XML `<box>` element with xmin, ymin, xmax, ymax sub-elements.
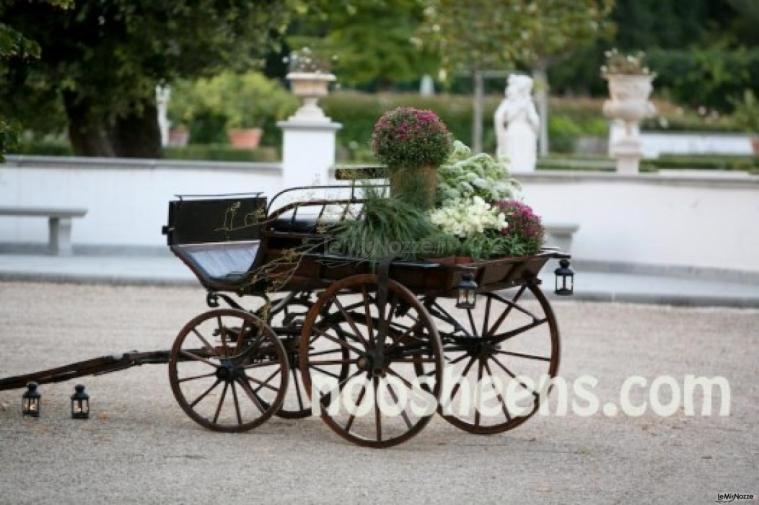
<box><xmin>0</xmin><ymin>281</ymin><xmax>757</xmax><ymax>505</ymax></box>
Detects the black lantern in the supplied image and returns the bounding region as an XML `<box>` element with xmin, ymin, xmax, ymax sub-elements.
<box><xmin>457</xmin><ymin>273</ymin><xmax>478</xmax><ymax>309</ymax></box>
<box><xmin>554</xmin><ymin>259</ymin><xmax>574</xmax><ymax>296</ymax></box>
<box><xmin>22</xmin><ymin>382</ymin><xmax>41</xmax><ymax>417</ymax></box>
<box><xmin>71</xmin><ymin>384</ymin><xmax>90</xmax><ymax>419</ymax></box>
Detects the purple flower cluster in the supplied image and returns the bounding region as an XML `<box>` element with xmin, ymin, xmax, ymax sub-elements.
<box><xmin>496</xmin><ymin>200</ymin><xmax>544</xmax><ymax>244</ymax></box>
<box><xmin>372</xmin><ymin>107</ymin><xmax>452</xmax><ymax>169</ymax></box>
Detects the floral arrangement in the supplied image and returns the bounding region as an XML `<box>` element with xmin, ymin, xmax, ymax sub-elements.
<box><xmin>601</xmin><ymin>48</ymin><xmax>653</xmax><ymax>77</ymax></box>
<box><xmin>286</xmin><ymin>47</ymin><xmax>331</xmax><ymax>74</ymax></box>
<box><xmin>372</xmin><ymin>107</ymin><xmax>452</xmax><ymax>169</ymax></box>
<box><xmin>437</xmin><ymin>141</ymin><xmax>517</xmax><ymax>203</ymax></box>
<box><xmin>429</xmin><ymin>196</ymin><xmax>506</xmax><ymax>239</ymax></box>
<box><xmin>496</xmin><ymin>200</ymin><xmax>544</xmax><ymax>254</ymax></box>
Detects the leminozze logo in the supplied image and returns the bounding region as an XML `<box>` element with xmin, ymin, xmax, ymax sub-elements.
<box><xmin>716</xmin><ymin>493</ymin><xmax>756</xmax><ymax>503</ymax></box>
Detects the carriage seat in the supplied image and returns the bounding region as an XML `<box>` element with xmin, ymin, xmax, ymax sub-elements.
<box><xmin>171</xmin><ymin>240</ymin><xmax>260</xmax><ymax>290</ymax></box>
<box><xmin>271</xmin><ymin>215</ymin><xmax>339</xmax><ymax>234</ymax></box>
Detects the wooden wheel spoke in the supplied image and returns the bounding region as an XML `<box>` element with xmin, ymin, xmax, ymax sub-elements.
<box><xmin>386</xmin><ymin>380</ymin><xmax>413</xmax><ymax>429</ymax></box>
<box><xmin>446</xmin><ymin>353</ymin><xmax>470</xmax><ymax>366</ymax></box>
<box><xmin>180</xmin><ymin>350</ymin><xmax>218</xmax><ymax>368</ymax></box>
<box><xmin>429</xmin><ymin>301</ymin><xmax>471</xmax><ymax>337</ymax></box>
<box><xmin>318</xmin><ymin>368</ymin><xmax>365</xmax><ymax>403</ymax></box>
<box><xmin>292</xmin><ymin>368</ymin><xmax>305</xmax><ymax>411</ymax></box>
<box><xmin>310</xmin><ymin>364</ymin><xmax>341</xmax><ymax>379</ymax></box>
<box><xmin>189</xmin><ymin>379</ymin><xmax>221</xmax><ymax>408</ymax></box>
<box><xmin>384</xmin><ymin>367</ymin><xmax>418</xmax><ymax>391</ymax></box>
<box><xmin>474</xmin><ymin>357</ymin><xmax>484</xmax><ymax>427</ymax></box>
<box><xmin>448</xmin><ymin>356</ymin><xmax>477</xmax><ymax>401</ymax></box>
<box><xmin>490</xmin><ymin>355</ymin><xmax>539</xmax><ymax>398</ymax></box>
<box><xmin>486</xmin><ymin>285</ymin><xmax>526</xmax><ymax>336</ymax></box>
<box><xmin>239</xmin><ymin>332</ymin><xmax>265</xmax><ymax>361</ymax></box>
<box><xmin>373</xmin><ymin>376</ymin><xmax>382</xmax><ymax>442</ymax></box>
<box><xmin>467</xmin><ymin>308</ymin><xmax>478</xmax><ymax>340</ymax></box>
<box><xmin>494</xmin><ymin>349</ymin><xmax>551</xmax><ymax>362</ymax></box>
<box><xmin>191</xmin><ymin>328</ymin><xmax>217</xmax><ymax>356</ymax></box>
<box><xmin>217</xmin><ymin>315</ymin><xmax>229</xmax><ymax>357</ymax></box>
<box><xmin>344</xmin><ymin>380</ymin><xmax>368</xmax><ymax>433</ymax></box>
<box><xmin>178</xmin><ymin>371</ymin><xmax>217</xmax><ymax>383</ymax></box>
<box><xmin>245</xmin><ymin>370</ymin><xmax>280</xmax><ymax>394</ymax></box>
<box><xmin>483</xmin><ymin>359</ymin><xmax>511</xmax><ymax>422</ymax></box>
<box><xmin>230</xmin><ymin>380</ymin><xmax>243</xmax><ymax>425</ymax></box>
<box><xmin>489</xmin><ymin>319</ymin><xmax>547</xmax><ymax>344</ymax></box>
<box><xmin>234</xmin><ymin>321</ymin><xmax>249</xmax><ymax>353</ymax></box>
<box><xmin>361</xmin><ymin>286</ymin><xmax>376</xmax><ymax>346</ymax></box>
<box><xmin>308</xmin><ymin>358</ymin><xmax>358</xmax><ymax>366</ymax></box>
<box><xmin>307</xmin><ymin>348</ymin><xmax>345</xmax><ymax>357</ymax></box>
<box><xmin>482</xmin><ymin>295</ymin><xmax>493</xmax><ymax>336</ymax></box>
<box><xmin>312</xmin><ymin>326</ymin><xmax>365</xmax><ymax>356</ymax></box>
<box><xmin>334</xmin><ymin>297</ymin><xmax>370</xmax><ymax>348</ymax></box>
<box><xmin>237</xmin><ymin>377</ymin><xmax>267</xmax><ymax>413</ymax></box>
<box><xmin>212</xmin><ymin>382</ymin><xmax>229</xmax><ymax>424</ymax></box>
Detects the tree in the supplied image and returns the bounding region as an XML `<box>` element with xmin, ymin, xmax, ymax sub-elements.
<box><xmin>422</xmin><ymin>0</ymin><xmax>613</xmax><ymax>153</ymax></box>
<box><xmin>0</xmin><ymin>0</ymin><xmax>293</xmax><ymax>157</ymax></box>
<box><xmin>286</xmin><ymin>0</ymin><xmax>438</xmax><ymax>88</ymax></box>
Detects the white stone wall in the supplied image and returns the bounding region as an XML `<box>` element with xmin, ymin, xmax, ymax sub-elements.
<box><xmin>2</xmin><ymin>156</ymin><xmax>759</xmax><ymax>274</ymax></box>
<box><xmin>518</xmin><ymin>171</ymin><xmax>759</xmax><ymax>273</ymax></box>
<box><xmin>0</xmin><ymin>157</ymin><xmax>282</xmax><ymax>247</ymax></box>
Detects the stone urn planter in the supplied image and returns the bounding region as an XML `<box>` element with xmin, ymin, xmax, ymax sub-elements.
<box><xmin>286</xmin><ymin>72</ymin><xmax>336</xmax><ymax>122</ymax></box>
<box><xmin>228</xmin><ymin>128</ymin><xmax>263</xmax><ymax>149</ymax></box>
<box><xmin>603</xmin><ymin>73</ymin><xmax>656</xmax><ymax>174</ymax></box>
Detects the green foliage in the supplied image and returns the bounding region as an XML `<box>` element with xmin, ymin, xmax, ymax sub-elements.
<box><xmin>287</xmin><ymin>0</ymin><xmax>438</xmax><ymax>86</ymax></box>
<box><xmin>0</xmin><ymin>117</ymin><xmax>18</xmax><ymax>160</ymax></box>
<box><xmin>331</xmin><ymin>187</ymin><xmax>457</xmax><ymax>260</ymax></box>
<box><xmin>436</xmin><ymin>141</ymin><xmax>516</xmax><ymax>202</ymax></box>
<box><xmin>730</xmin><ymin>90</ymin><xmax>759</xmax><ymax>133</ymax></box>
<box><xmin>647</xmin><ymin>48</ymin><xmax>759</xmax><ymax>112</ymax></box>
<box><xmin>169</xmin><ymin>71</ymin><xmax>298</xmax><ymax>144</ymax></box>
<box><xmin>0</xmin><ymin>0</ymin><xmax>294</xmax><ymax>155</ymax></box>
<box><xmin>163</xmin><ymin>145</ymin><xmax>279</xmax><ymax>162</ymax></box>
<box><xmin>421</xmin><ymin>0</ymin><xmax>613</xmax><ymax>73</ymax></box>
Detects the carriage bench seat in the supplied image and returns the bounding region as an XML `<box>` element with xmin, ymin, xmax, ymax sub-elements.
<box><xmin>171</xmin><ymin>240</ymin><xmax>260</xmax><ymax>291</ymax></box>
<box><xmin>0</xmin><ymin>206</ymin><xmax>88</xmax><ymax>256</ymax></box>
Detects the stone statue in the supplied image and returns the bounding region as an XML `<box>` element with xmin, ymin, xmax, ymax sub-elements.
<box><xmin>494</xmin><ymin>74</ymin><xmax>540</xmax><ymax>172</ymax></box>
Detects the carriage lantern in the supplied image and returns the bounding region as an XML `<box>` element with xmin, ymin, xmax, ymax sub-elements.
<box><xmin>456</xmin><ymin>273</ymin><xmax>478</xmax><ymax>309</ymax></box>
<box><xmin>554</xmin><ymin>259</ymin><xmax>574</xmax><ymax>296</ymax></box>
<box><xmin>71</xmin><ymin>384</ymin><xmax>90</xmax><ymax>419</ymax></box>
<box><xmin>22</xmin><ymin>382</ymin><xmax>41</xmax><ymax>417</ymax></box>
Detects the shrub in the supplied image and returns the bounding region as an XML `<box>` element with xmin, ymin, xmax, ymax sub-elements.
<box><xmin>169</xmin><ymin>72</ymin><xmax>298</xmax><ymax>145</ymax></box>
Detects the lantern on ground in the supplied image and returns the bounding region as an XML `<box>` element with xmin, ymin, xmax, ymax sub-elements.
<box><xmin>554</xmin><ymin>259</ymin><xmax>574</xmax><ymax>296</ymax></box>
<box><xmin>71</xmin><ymin>384</ymin><xmax>90</xmax><ymax>419</ymax></box>
<box><xmin>22</xmin><ymin>382</ymin><xmax>41</xmax><ymax>417</ymax></box>
<box><xmin>456</xmin><ymin>273</ymin><xmax>478</xmax><ymax>309</ymax></box>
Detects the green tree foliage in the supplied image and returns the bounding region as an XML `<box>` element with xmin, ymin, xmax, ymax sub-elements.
<box><xmin>0</xmin><ymin>0</ymin><xmax>293</xmax><ymax>157</ymax></box>
<box><xmin>287</xmin><ymin>0</ymin><xmax>437</xmax><ymax>87</ymax></box>
<box><xmin>421</xmin><ymin>0</ymin><xmax>613</xmax><ymax>73</ymax></box>
<box><xmin>549</xmin><ymin>0</ymin><xmax>759</xmax><ymax>111</ymax></box>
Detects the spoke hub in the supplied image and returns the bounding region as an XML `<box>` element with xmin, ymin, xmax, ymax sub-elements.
<box><xmin>216</xmin><ymin>361</ymin><xmax>240</xmax><ymax>382</ymax></box>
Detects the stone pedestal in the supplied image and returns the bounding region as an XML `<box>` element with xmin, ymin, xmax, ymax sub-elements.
<box><xmin>278</xmin><ymin>119</ymin><xmax>341</xmax><ymax>189</ymax></box>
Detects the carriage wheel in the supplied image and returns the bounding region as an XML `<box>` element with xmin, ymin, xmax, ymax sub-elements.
<box><xmin>299</xmin><ymin>274</ymin><xmax>444</xmax><ymax>448</ymax></box>
<box><xmin>265</xmin><ymin>292</ymin><xmax>350</xmax><ymax>419</ymax></box>
<box><xmin>423</xmin><ymin>283</ymin><xmax>559</xmax><ymax>434</ymax></box>
<box><xmin>168</xmin><ymin>308</ymin><xmax>289</xmax><ymax>432</ymax></box>
<box><xmin>265</xmin><ymin>294</ymin><xmax>314</xmax><ymax>418</ymax></box>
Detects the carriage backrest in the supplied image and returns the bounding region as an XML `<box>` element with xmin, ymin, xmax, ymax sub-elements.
<box><xmin>163</xmin><ymin>194</ymin><xmax>267</xmax><ymax>290</ymax></box>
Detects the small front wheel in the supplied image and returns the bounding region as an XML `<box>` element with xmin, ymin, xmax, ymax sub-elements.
<box><xmin>168</xmin><ymin>308</ymin><xmax>289</xmax><ymax>432</ymax></box>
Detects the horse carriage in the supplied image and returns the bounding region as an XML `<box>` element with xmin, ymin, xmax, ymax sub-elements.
<box><xmin>1</xmin><ymin>178</ymin><xmax>573</xmax><ymax>449</ymax></box>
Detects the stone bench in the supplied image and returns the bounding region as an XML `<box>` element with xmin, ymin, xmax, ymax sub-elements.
<box><xmin>0</xmin><ymin>206</ymin><xmax>88</xmax><ymax>256</ymax></box>
<box><xmin>544</xmin><ymin>222</ymin><xmax>580</xmax><ymax>253</ymax></box>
